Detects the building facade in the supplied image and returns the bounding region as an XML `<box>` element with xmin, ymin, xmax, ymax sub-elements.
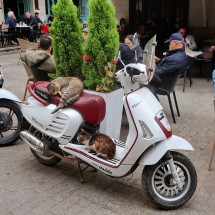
<box><xmin>0</xmin><ymin>0</ymin><xmax>214</xmax><ymax>42</ymax></box>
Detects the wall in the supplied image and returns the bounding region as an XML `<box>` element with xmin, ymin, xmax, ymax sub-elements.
<box><xmin>111</xmin><ymin>0</ymin><xmax>129</xmax><ymax>25</ymax></box>
<box><xmin>36</xmin><ymin>0</ymin><xmax>47</xmax><ymax>23</ymax></box>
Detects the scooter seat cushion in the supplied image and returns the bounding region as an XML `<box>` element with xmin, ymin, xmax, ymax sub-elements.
<box><xmin>33</xmin><ymin>81</ymin><xmax>106</xmax><ymax>125</ymax></box>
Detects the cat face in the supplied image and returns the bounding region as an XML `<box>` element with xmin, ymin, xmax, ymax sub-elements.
<box><xmin>77</xmin><ymin>129</ymin><xmax>91</xmax><ymax>145</ymax></box>
<box><xmin>47</xmin><ymin>82</ymin><xmax>60</xmax><ymax>95</ymax></box>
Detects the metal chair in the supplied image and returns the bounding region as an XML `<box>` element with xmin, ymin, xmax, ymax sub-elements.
<box><xmin>17</xmin><ymin>38</ymin><xmax>38</xmax><ymax>64</ymax></box>
<box><xmin>208</xmin><ymin>99</ymin><xmax>215</xmax><ymax>170</ymax></box>
<box><xmin>21</xmin><ymin>61</ymin><xmax>35</xmax><ymax>101</ymax></box>
<box><xmin>156</xmin><ymin>73</ymin><xmax>181</xmax><ymax>123</ymax></box>
<box><xmin>195</xmin><ymin>51</ymin><xmax>214</xmax><ymax>81</ymax></box>
<box><xmin>182</xmin><ymin>56</ymin><xmax>194</xmax><ymax>92</ymax></box>
<box><xmin>0</xmin><ymin>24</ymin><xmax>11</xmax><ymax>47</ymax></box>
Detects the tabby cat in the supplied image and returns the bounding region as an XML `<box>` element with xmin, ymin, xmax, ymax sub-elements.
<box><xmin>47</xmin><ymin>77</ymin><xmax>84</xmax><ymax>114</ymax></box>
<box><xmin>77</xmin><ymin>129</ymin><xmax>116</xmax><ymax>160</ymax></box>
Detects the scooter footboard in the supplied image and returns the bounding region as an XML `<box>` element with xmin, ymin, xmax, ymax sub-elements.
<box><xmin>139</xmin><ymin>135</ymin><xmax>194</xmax><ymax>165</ymax></box>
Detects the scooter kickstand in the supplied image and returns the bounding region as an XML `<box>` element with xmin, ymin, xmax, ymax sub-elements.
<box><xmin>77</xmin><ymin>160</ymin><xmax>90</xmax><ymax>183</ymax></box>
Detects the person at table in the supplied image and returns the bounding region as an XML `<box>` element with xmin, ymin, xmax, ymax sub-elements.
<box><xmin>4</xmin><ymin>11</ymin><xmax>20</xmax><ymax>44</ymax></box>
<box><xmin>149</xmin><ymin>33</ymin><xmax>188</xmax><ymax>91</ymax></box>
<box><xmin>124</xmin><ymin>34</ymin><xmax>144</xmax><ymax>63</ymax></box>
<box><xmin>178</xmin><ymin>26</ymin><xmax>197</xmax><ymax>50</ymax></box>
<box><xmin>22</xmin><ymin>12</ymin><xmax>38</xmax><ymax>42</ymax></box>
<box><xmin>20</xmin><ymin>35</ymin><xmax>56</xmax><ymax>79</ymax></box>
<box><xmin>34</xmin><ymin>12</ymin><xmax>43</xmax><ymax>24</ymax></box>
<box><xmin>48</xmin><ymin>13</ymin><xmax>54</xmax><ymax>24</ymax></box>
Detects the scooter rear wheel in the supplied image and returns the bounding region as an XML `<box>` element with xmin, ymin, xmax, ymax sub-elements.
<box><xmin>0</xmin><ymin>100</ymin><xmax>23</xmax><ymax>146</ymax></box>
<box><xmin>142</xmin><ymin>151</ymin><xmax>197</xmax><ymax>210</ymax></box>
<box><xmin>29</xmin><ymin>128</ymin><xmax>61</xmax><ymax>166</ymax></box>
<box><xmin>30</xmin><ymin>148</ymin><xmax>61</xmax><ymax>166</ymax></box>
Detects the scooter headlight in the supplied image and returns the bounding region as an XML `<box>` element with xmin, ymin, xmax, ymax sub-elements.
<box><xmin>138</xmin><ymin>120</ymin><xmax>153</xmax><ymax>139</ymax></box>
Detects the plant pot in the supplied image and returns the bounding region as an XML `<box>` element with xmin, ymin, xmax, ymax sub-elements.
<box><xmin>85</xmin><ymin>88</ymin><xmax>124</xmax><ymax>140</ymax></box>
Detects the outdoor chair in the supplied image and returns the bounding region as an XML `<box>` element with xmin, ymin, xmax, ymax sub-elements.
<box><xmin>208</xmin><ymin>99</ymin><xmax>215</xmax><ymax>170</ymax></box>
<box><xmin>195</xmin><ymin>51</ymin><xmax>214</xmax><ymax>81</ymax></box>
<box><xmin>181</xmin><ymin>56</ymin><xmax>194</xmax><ymax>92</ymax></box>
<box><xmin>156</xmin><ymin>73</ymin><xmax>181</xmax><ymax>123</ymax></box>
<box><xmin>30</xmin><ymin>67</ymin><xmax>51</xmax><ymax>82</ymax></box>
<box><xmin>0</xmin><ymin>24</ymin><xmax>11</xmax><ymax>47</ymax></box>
<box><xmin>21</xmin><ymin>61</ymin><xmax>35</xmax><ymax>101</ymax></box>
<box><xmin>17</xmin><ymin>38</ymin><xmax>38</xmax><ymax>65</ymax></box>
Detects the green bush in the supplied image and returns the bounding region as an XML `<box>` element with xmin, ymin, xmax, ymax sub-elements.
<box><xmin>50</xmin><ymin>0</ymin><xmax>83</xmax><ymax>78</ymax></box>
<box><xmin>82</xmin><ymin>0</ymin><xmax>119</xmax><ymax>92</ymax></box>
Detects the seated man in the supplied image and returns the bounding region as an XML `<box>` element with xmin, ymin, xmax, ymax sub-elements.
<box><xmin>150</xmin><ymin>33</ymin><xmax>188</xmax><ymax>91</ymax></box>
<box><xmin>4</xmin><ymin>11</ymin><xmax>20</xmax><ymax>44</ymax></box>
<box><xmin>23</xmin><ymin>12</ymin><xmax>38</xmax><ymax>42</ymax></box>
<box><xmin>178</xmin><ymin>27</ymin><xmax>197</xmax><ymax>50</ymax></box>
<box><xmin>20</xmin><ymin>35</ymin><xmax>56</xmax><ymax>81</ymax></box>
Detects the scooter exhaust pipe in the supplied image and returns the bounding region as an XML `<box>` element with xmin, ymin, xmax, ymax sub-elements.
<box><xmin>20</xmin><ymin>131</ymin><xmax>44</xmax><ymax>152</ymax></box>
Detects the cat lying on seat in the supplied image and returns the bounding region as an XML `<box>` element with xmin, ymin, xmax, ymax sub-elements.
<box><xmin>46</xmin><ymin>77</ymin><xmax>84</xmax><ymax>114</ymax></box>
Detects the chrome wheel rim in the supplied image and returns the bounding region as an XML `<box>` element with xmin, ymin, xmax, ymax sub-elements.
<box><xmin>152</xmin><ymin>161</ymin><xmax>191</xmax><ymax>201</ymax></box>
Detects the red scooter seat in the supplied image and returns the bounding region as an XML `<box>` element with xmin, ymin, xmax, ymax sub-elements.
<box><xmin>27</xmin><ymin>81</ymin><xmax>106</xmax><ymax>125</ymax></box>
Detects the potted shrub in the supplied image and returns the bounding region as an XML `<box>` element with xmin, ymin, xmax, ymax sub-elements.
<box><xmin>83</xmin><ymin>0</ymin><xmax>123</xmax><ymax>139</ymax></box>
<box><xmin>50</xmin><ymin>0</ymin><xmax>83</xmax><ymax>78</ymax></box>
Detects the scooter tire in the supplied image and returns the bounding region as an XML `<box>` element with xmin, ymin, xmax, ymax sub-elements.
<box><xmin>30</xmin><ymin>148</ymin><xmax>61</xmax><ymax>166</ymax></box>
<box><xmin>142</xmin><ymin>151</ymin><xmax>197</xmax><ymax>210</ymax></box>
<box><xmin>0</xmin><ymin>100</ymin><xmax>23</xmax><ymax>146</ymax></box>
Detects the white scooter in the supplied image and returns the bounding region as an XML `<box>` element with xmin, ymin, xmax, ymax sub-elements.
<box><xmin>20</xmin><ymin>36</ymin><xmax>197</xmax><ymax>210</ymax></box>
<box><xmin>0</xmin><ymin>65</ymin><xmax>23</xmax><ymax>145</ymax></box>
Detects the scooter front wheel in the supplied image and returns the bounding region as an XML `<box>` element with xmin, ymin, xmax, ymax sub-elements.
<box><xmin>142</xmin><ymin>151</ymin><xmax>197</xmax><ymax>210</ymax></box>
<box><xmin>0</xmin><ymin>100</ymin><xmax>23</xmax><ymax>146</ymax></box>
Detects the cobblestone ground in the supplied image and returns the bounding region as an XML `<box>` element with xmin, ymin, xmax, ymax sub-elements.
<box><xmin>0</xmin><ymin>53</ymin><xmax>214</xmax><ymax>215</ymax></box>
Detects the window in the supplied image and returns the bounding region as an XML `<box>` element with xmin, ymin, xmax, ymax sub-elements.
<box><xmin>35</xmin><ymin>0</ymin><xmax>39</xmax><ymax>10</ymax></box>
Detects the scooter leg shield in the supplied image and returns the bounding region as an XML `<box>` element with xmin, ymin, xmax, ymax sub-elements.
<box><xmin>139</xmin><ymin>135</ymin><xmax>194</xmax><ymax>165</ymax></box>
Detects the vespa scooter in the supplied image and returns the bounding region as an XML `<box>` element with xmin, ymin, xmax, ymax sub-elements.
<box><xmin>0</xmin><ymin>65</ymin><xmax>23</xmax><ymax>146</ymax></box>
<box><xmin>20</xmin><ymin>36</ymin><xmax>197</xmax><ymax>209</ymax></box>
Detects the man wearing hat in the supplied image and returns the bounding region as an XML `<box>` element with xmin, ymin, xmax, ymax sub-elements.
<box><xmin>148</xmin><ymin>32</ymin><xmax>188</xmax><ymax>94</ymax></box>
<box><xmin>34</xmin><ymin>12</ymin><xmax>43</xmax><ymax>24</ymax></box>
<box><xmin>155</xmin><ymin>32</ymin><xmax>188</xmax><ymax>77</ymax></box>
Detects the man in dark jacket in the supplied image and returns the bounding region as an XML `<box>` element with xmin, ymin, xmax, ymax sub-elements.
<box><xmin>155</xmin><ymin>32</ymin><xmax>188</xmax><ymax>77</ymax></box>
<box><xmin>5</xmin><ymin>11</ymin><xmax>20</xmax><ymax>44</ymax></box>
<box><xmin>23</xmin><ymin>12</ymin><xmax>38</xmax><ymax>42</ymax></box>
<box><xmin>149</xmin><ymin>33</ymin><xmax>188</xmax><ymax>92</ymax></box>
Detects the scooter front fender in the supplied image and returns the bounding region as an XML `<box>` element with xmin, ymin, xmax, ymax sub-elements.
<box><xmin>139</xmin><ymin>135</ymin><xmax>194</xmax><ymax>165</ymax></box>
<box><xmin>0</xmin><ymin>89</ymin><xmax>21</xmax><ymax>103</ymax></box>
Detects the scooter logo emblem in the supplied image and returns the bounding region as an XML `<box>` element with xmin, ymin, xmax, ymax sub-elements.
<box><xmin>132</xmin><ymin>101</ymin><xmax>142</xmax><ymax>108</ymax></box>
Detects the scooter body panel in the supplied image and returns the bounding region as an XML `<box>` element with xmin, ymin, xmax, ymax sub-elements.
<box><xmin>119</xmin><ymin>87</ymin><xmax>170</xmax><ymax>165</ymax></box>
<box><xmin>59</xmin><ymin>142</ymin><xmax>133</xmax><ymax>177</ymax></box>
<box><xmin>0</xmin><ymin>88</ymin><xmax>21</xmax><ymax>102</ymax></box>
<box><xmin>22</xmin><ymin>96</ymin><xmax>83</xmax><ymax>144</ymax></box>
<box><xmin>139</xmin><ymin>135</ymin><xmax>194</xmax><ymax>165</ymax></box>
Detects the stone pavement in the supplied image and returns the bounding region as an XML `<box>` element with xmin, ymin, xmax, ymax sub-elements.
<box><xmin>0</xmin><ymin>53</ymin><xmax>215</xmax><ymax>215</ymax></box>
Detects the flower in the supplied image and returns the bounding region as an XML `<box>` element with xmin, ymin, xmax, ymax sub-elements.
<box><xmin>83</xmin><ymin>55</ymin><xmax>90</xmax><ymax>61</ymax></box>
